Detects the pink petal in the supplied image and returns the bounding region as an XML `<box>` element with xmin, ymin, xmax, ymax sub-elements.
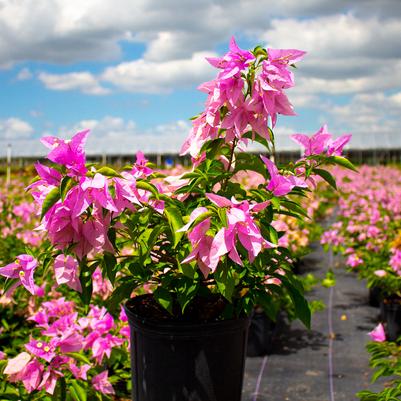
<box><xmin>206</xmin><ymin>193</ymin><xmax>232</xmax><ymax>207</ymax></box>
<box><xmin>4</xmin><ymin>352</ymin><xmax>31</xmax><ymax>375</ymax></box>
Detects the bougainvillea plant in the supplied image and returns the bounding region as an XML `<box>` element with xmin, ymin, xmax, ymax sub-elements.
<box><xmin>1</xmin><ymin>37</ymin><xmax>355</xmax><ymax>327</ymax></box>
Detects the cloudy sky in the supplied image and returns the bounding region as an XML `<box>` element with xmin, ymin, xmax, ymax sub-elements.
<box><xmin>1</xmin><ymin>0</ymin><xmax>401</xmax><ymax>156</ymax></box>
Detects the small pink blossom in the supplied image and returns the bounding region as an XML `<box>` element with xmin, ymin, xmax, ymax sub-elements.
<box><xmin>179</xmin><ymin>207</ymin><xmax>213</xmax><ymax>277</ymax></box>
<box><xmin>390</xmin><ymin>249</ymin><xmax>401</xmax><ymax>274</ymax></box>
<box><xmin>25</xmin><ymin>340</ymin><xmax>56</xmax><ymax>363</ymax></box>
<box><xmin>9</xmin><ymin>359</ymin><xmax>44</xmax><ymax>393</ymax></box>
<box><xmin>70</xmin><ymin>363</ymin><xmax>91</xmax><ymax>380</ymax></box>
<box><xmin>346</xmin><ymin>254</ymin><xmax>363</xmax><ymax>268</ymax></box>
<box><xmin>206</xmin><ymin>36</ymin><xmax>255</xmax><ymax>80</ymax></box>
<box><xmin>54</xmin><ymin>254</ymin><xmax>82</xmax><ymax>292</ymax></box>
<box><xmin>92</xmin><ymin>370</ymin><xmax>115</xmax><ymax>395</ymax></box>
<box><xmin>207</xmin><ymin>194</ymin><xmax>273</xmax><ymax>269</ymax></box>
<box><xmin>327</xmin><ymin>134</ymin><xmax>352</xmax><ymax>156</ymax></box>
<box><xmin>41</xmin><ymin>129</ymin><xmax>89</xmax><ymax>177</ymax></box>
<box><xmin>369</xmin><ymin>323</ymin><xmax>386</xmax><ymax>342</ymax></box>
<box><xmin>132</xmin><ymin>151</ymin><xmax>153</xmax><ymax>178</ymax></box>
<box><xmin>38</xmin><ymin>367</ymin><xmax>62</xmax><ymax>394</ymax></box>
<box><xmin>0</xmin><ymin>254</ymin><xmax>38</xmax><ymax>295</ymax></box>
<box><xmin>261</xmin><ymin>155</ymin><xmax>306</xmax><ymax>196</ymax></box>
<box><xmin>3</xmin><ymin>352</ymin><xmax>31</xmax><ymax>375</ymax></box>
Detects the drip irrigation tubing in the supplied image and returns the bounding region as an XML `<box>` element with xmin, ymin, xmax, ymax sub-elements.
<box><xmin>251</xmin><ymin>355</ymin><xmax>268</xmax><ymax>401</ymax></box>
<box><xmin>328</xmin><ymin>248</ymin><xmax>335</xmax><ymax>401</ymax></box>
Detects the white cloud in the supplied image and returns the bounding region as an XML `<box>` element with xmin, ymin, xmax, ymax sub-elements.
<box><xmin>101</xmin><ymin>51</ymin><xmax>216</xmax><ymax>93</ymax></box>
<box><xmin>0</xmin><ymin>117</ymin><xmax>33</xmax><ymax>139</ymax></box>
<box><xmin>264</xmin><ymin>14</ymin><xmax>401</xmax><ymax>59</ymax></box>
<box><xmin>0</xmin><ymin>115</ymin><xmax>191</xmax><ymax>156</ymax></box>
<box><xmin>259</xmin><ymin>14</ymin><xmax>401</xmax><ymax>95</ymax></box>
<box><xmin>54</xmin><ymin>116</ymin><xmax>191</xmax><ymax>154</ymax></box>
<box><xmin>38</xmin><ymin>72</ymin><xmax>110</xmax><ymax>95</ymax></box>
<box><xmin>16</xmin><ymin>67</ymin><xmax>33</xmax><ymax>80</ymax></box>
<box><xmin>322</xmin><ymin>92</ymin><xmax>401</xmax><ymax>149</ymax></box>
<box><xmin>2</xmin><ymin>0</ymin><xmax>399</xmax><ymax>67</ymax></box>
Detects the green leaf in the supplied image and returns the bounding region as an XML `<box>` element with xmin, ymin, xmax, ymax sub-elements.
<box><xmin>266</xmin><ymin>225</ymin><xmax>279</xmax><ymax>245</ymax></box>
<box><xmin>96</xmin><ymin>166</ymin><xmax>122</xmax><ymax>178</ymax></box>
<box><xmin>177</xmin><ymin>277</ymin><xmax>199</xmax><ymax>312</ymax></box>
<box><xmin>281</xmin><ymin>275</ymin><xmax>311</xmax><ymax>328</ymax></box>
<box><xmin>60</xmin><ymin>176</ymin><xmax>74</xmax><ymax>202</ymax></box>
<box><xmin>217</xmin><ymin>207</ymin><xmax>228</xmax><ymax>227</ymax></box>
<box><xmin>136</xmin><ymin>180</ymin><xmax>160</xmax><ymax>199</ymax></box>
<box><xmin>40</xmin><ymin>187</ymin><xmax>60</xmax><ymax>219</ymax></box>
<box><xmin>243</xmin><ymin>130</ymin><xmax>270</xmax><ymax>149</ymax></box>
<box><xmin>70</xmin><ymin>380</ymin><xmax>87</xmax><ymax>401</ymax></box>
<box><xmin>223</xmin><ymin>182</ymin><xmax>247</xmax><ymax>198</ymax></box>
<box><xmin>270</xmin><ymin>197</ymin><xmax>280</xmax><ymax>209</ymax></box>
<box><xmin>79</xmin><ymin>260</ymin><xmax>93</xmax><ymax>306</ymax></box>
<box><xmin>233</xmin><ymin>153</ymin><xmax>268</xmax><ymax>178</ymax></box>
<box><xmin>256</xmin><ymin>290</ymin><xmax>280</xmax><ymax>321</ymax></box>
<box><xmin>65</xmin><ymin>352</ymin><xmax>91</xmax><ymax>365</ymax></box>
<box><xmin>252</xmin><ymin>45</ymin><xmax>267</xmax><ymax>58</ymax></box>
<box><xmin>184</xmin><ymin>211</ymin><xmax>213</xmax><ymax>232</ymax></box>
<box><xmin>147</xmin><ymin>225</ymin><xmax>164</xmax><ymax>251</ymax></box>
<box><xmin>215</xmin><ymin>264</ymin><xmax>235</xmax><ymax>302</ymax></box>
<box><xmin>356</xmin><ymin>390</ymin><xmax>378</xmax><ymax>401</ymax></box>
<box><xmin>280</xmin><ymin>199</ymin><xmax>309</xmax><ymax>218</ymax></box>
<box><xmin>330</xmin><ymin>156</ymin><xmax>358</xmax><ymax>172</ymax></box>
<box><xmin>164</xmin><ymin>206</ymin><xmax>184</xmax><ymax>248</ymax></box>
<box><xmin>180</xmin><ymin>260</ymin><xmax>197</xmax><ymax>279</ymax></box>
<box><xmin>107</xmin><ymin>227</ymin><xmax>117</xmax><ymax>249</ymax></box>
<box><xmin>107</xmin><ymin>280</ymin><xmax>137</xmax><ymax>311</ymax></box>
<box><xmin>2</xmin><ymin>278</ymin><xmax>18</xmax><ymax>295</ymax></box>
<box><xmin>313</xmin><ymin>168</ymin><xmax>337</xmax><ymax>190</ymax></box>
<box><xmin>205</xmin><ymin>138</ymin><xmax>226</xmax><ymax>159</ymax></box>
<box><xmin>181</xmin><ymin>171</ymin><xmax>201</xmax><ymax>180</ymax></box>
<box><xmin>102</xmin><ymin>252</ymin><xmax>117</xmax><ymax>285</ymax></box>
<box><xmin>154</xmin><ymin>287</ymin><xmax>173</xmax><ymax>314</ymax></box>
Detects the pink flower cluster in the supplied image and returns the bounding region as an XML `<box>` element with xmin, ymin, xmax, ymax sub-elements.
<box><xmin>291</xmin><ymin>124</ymin><xmax>351</xmax><ymax>158</ymax></box>
<box><xmin>321</xmin><ymin>165</ymin><xmax>401</xmax><ymax>273</ymax></box>
<box><xmin>390</xmin><ymin>249</ymin><xmax>401</xmax><ymax>275</ymax></box>
<box><xmin>180</xmin><ymin>37</ymin><xmax>306</xmax><ymax>159</ymax></box>
<box><xmin>0</xmin><ymin>176</ymin><xmax>44</xmax><ymax>248</ymax></box>
<box><xmin>28</xmin><ymin>130</ymin><xmax>164</xmax><ymax>260</ymax></box>
<box><xmin>180</xmin><ymin>194</ymin><xmax>273</xmax><ymax>277</ymax></box>
<box><xmin>3</xmin><ymin>297</ymin><xmax>128</xmax><ymax>395</ymax></box>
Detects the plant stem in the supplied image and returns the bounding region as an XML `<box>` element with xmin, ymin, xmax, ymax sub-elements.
<box><xmin>222</xmin><ymin>138</ymin><xmax>237</xmax><ymax>191</ymax></box>
<box><xmin>60</xmin><ymin>377</ymin><xmax>67</xmax><ymax>401</ymax></box>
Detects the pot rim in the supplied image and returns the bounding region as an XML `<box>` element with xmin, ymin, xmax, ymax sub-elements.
<box><xmin>124</xmin><ymin>295</ymin><xmax>250</xmax><ymax>337</ymax></box>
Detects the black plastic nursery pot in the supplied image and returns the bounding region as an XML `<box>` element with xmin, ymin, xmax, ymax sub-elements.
<box><xmin>381</xmin><ymin>299</ymin><xmax>401</xmax><ymax>341</ymax></box>
<box><xmin>247</xmin><ymin>308</ymin><xmax>277</xmax><ymax>357</ymax></box>
<box><xmin>368</xmin><ymin>286</ymin><xmax>382</xmax><ymax>308</ymax></box>
<box><xmin>124</xmin><ymin>295</ymin><xmax>250</xmax><ymax>401</ymax></box>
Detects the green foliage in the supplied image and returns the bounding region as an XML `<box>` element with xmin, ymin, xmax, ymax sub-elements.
<box><xmin>322</xmin><ymin>270</ymin><xmax>336</xmax><ymax>288</ymax></box>
<box><xmin>40</xmin><ymin>187</ymin><xmax>60</xmax><ymax>219</ymax></box>
<box><xmin>357</xmin><ymin>341</ymin><xmax>401</xmax><ymax>401</ymax></box>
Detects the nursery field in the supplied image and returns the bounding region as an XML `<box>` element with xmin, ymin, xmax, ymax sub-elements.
<box><xmin>1</xmin><ymin>162</ymin><xmax>401</xmax><ymax>401</ymax></box>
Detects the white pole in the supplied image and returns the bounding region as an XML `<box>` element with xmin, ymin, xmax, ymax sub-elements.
<box><xmin>6</xmin><ymin>143</ymin><xmax>11</xmax><ymax>186</ymax></box>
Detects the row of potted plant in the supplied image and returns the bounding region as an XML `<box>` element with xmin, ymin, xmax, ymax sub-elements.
<box><xmin>357</xmin><ymin>318</ymin><xmax>401</xmax><ymax>400</ymax></box>
<box><xmin>317</xmin><ymin>164</ymin><xmax>401</xmax><ymax>399</ymax></box>
<box><xmin>321</xmin><ymin>165</ymin><xmax>401</xmax><ymax>340</ymax></box>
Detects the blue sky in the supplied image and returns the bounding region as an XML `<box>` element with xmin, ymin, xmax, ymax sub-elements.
<box><xmin>0</xmin><ymin>0</ymin><xmax>401</xmax><ymax>155</ymax></box>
